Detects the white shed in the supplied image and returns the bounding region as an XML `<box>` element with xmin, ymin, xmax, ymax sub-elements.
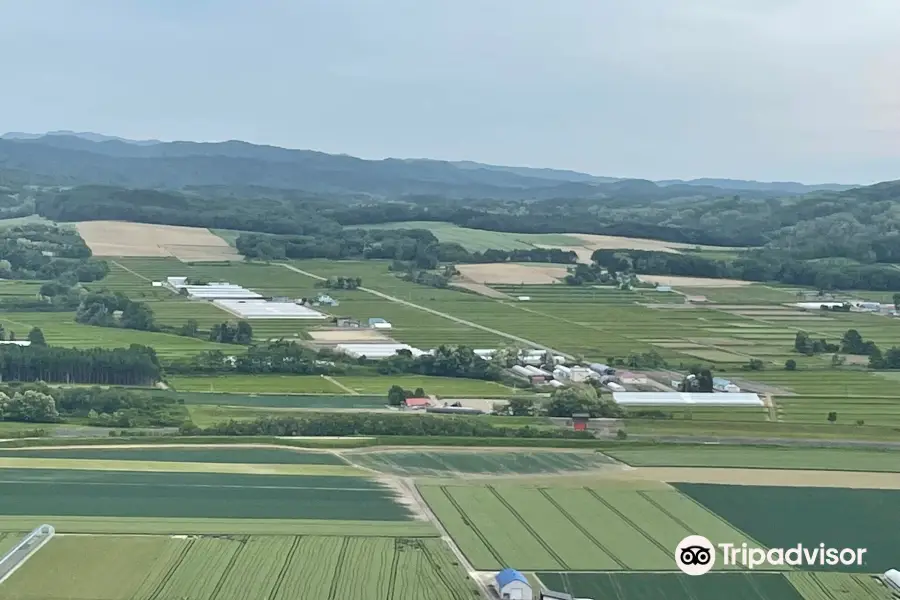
<box><xmin>495</xmin><ymin>569</ymin><xmax>532</xmax><ymax>600</ymax></box>
<box><xmin>884</xmin><ymin>569</ymin><xmax>900</xmax><ymax>592</ymax></box>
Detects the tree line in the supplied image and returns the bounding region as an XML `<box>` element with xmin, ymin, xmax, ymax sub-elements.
<box><xmin>0</xmin><ymin>383</ymin><xmax>187</xmax><ymax>427</ymax></box>
<box><xmin>179</xmin><ymin>412</ymin><xmax>595</xmax><ymax>439</ymax></box>
<box><xmin>590</xmin><ymin>248</ymin><xmax>900</xmax><ymax>291</ymax></box>
<box><xmin>0</xmin><ymin>344</ymin><xmax>161</xmax><ymax>386</ymax></box>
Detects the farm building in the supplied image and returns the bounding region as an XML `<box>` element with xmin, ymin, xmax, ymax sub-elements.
<box><xmin>368</xmin><ymin>317</ymin><xmax>393</xmax><ymax>329</ymax></box>
<box><xmin>713</xmin><ymin>377</ymin><xmax>741</xmax><ymax>393</ymax></box>
<box><xmin>402</xmin><ymin>397</ymin><xmax>430</xmax><ymax>410</ymax></box>
<box><xmin>335</xmin><ymin>343</ymin><xmax>425</xmax><ymax>359</ymax></box>
<box><xmin>335</xmin><ymin>317</ymin><xmax>361</xmax><ymax>328</ymax></box>
<box><xmin>589</xmin><ymin>363</ymin><xmax>615</xmax><ymax>376</ymax></box>
<box><xmin>214</xmin><ymin>299</ymin><xmax>327</xmax><ymax>320</ymax></box>
<box><xmin>169</xmin><ymin>280</ymin><xmax>263</xmax><ymax>300</ymax></box>
<box><xmin>612</xmin><ymin>391</ymin><xmax>763</xmax><ymax>406</ymax></box>
<box><xmin>883</xmin><ymin>569</ymin><xmax>900</xmax><ymax>593</ymax></box>
<box><xmin>494</xmin><ymin>568</ymin><xmax>532</xmax><ymax>600</ymax></box>
<box><xmin>0</xmin><ymin>340</ymin><xmax>31</xmax><ymax>346</ymax></box>
<box><xmin>540</xmin><ymin>590</ymin><xmax>574</xmax><ymax>600</ymax></box>
<box><xmin>794</xmin><ymin>301</ymin><xmax>847</xmax><ymax>310</ymax></box>
<box><xmin>315</xmin><ymin>294</ymin><xmax>339</xmax><ymax>306</ymax></box>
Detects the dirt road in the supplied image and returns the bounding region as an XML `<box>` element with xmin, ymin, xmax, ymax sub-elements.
<box><xmin>280</xmin><ymin>263</ymin><xmax>572</xmax><ymax>358</ymax></box>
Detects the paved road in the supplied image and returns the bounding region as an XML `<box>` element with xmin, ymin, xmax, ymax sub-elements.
<box><xmin>281</xmin><ymin>263</ymin><xmax>573</xmax><ymax>358</ymax></box>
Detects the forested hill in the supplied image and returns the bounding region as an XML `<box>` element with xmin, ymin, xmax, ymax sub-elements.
<box><xmin>1</xmin><ymin>133</ymin><xmax>850</xmax><ymax>198</ymax></box>
<box><xmin>33</xmin><ymin>179</ymin><xmax>900</xmax><ymax>258</ymax></box>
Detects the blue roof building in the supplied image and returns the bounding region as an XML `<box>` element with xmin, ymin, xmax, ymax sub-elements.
<box><xmin>495</xmin><ymin>568</ymin><xmax>532</xmax><ymax>599</ymax></box>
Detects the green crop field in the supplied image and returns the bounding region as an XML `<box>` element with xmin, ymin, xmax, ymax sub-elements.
<box><xmin>420</xmin><ymin>483</ymin><xmax>759</xmax><ymax>571</ymax></box>
<box><xmin>348</xmin><ymin>221</ymin><xmax>583</xmax><ymax>252</ymax></box>
<box><xmin>0</xmin><ymin>311</ymin><xmax>234</xmax><ymax>358</ymax></box>
<box><xmin>676</xmin><ymin>483</ymin><xmax>900</xmax><ymax>573</ymax></box>
<box><xmin>168</xmin><ymin>374</ymin><xmax>347</xmax><ymax>394</ymax></box>
<box><xmin>536</xmin><ymin>572</ymin><xmax>807</xmax><ymax>600</ymax></box>
<box><xmin>334</xmin><ymin>375</ymin><xmax>516</xmax><ymax>396</ymax></box>
<box><xmin>0</xmin><ymin>468</ymin><xmax>413</xmax><ymax>521</ymax></box>
<box><xmin>348</xmin><ymin>450</ymin><xmax>617</xmax><ymax>476</ymax></box>
<box><xmin>606</xmin><ymin>446</ymin><xmax>900</xmax><ymax>472</ymax></box>
<box><xmin>0</xmin><ymin>447</ymin><xmax>347</xmax><ymax>465</ymax></box>
<box><xmin>1</xmin><ymin>534</ymin><xmax>477</xmax><ymax>600</ymax></box>
<box><xmin>177</xmin><ymin>391</ymin><xmax>385</xmax><ymax>408</ymax></box>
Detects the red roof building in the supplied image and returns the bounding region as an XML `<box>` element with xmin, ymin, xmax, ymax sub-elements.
<box><xmin>403</xmin><ymin>397</ymin><xmax>430</xmax><ymax>409</ymax></box>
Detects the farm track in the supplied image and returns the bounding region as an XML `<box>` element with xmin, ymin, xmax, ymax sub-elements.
<box><xmin>584</xmin><ymin>488</ymin><xmax>672</xmax><ymax>556</ymax></box>
<box><xmin>268</xmin><ymin>536</ymin><xmax>302</xmax><ymax>599</ymax></box>
<box><xmin>486</xmin><ymin>485</ymin><xmax>568</xmax><ymax>569</ymax></box>
<box><xmin>280</xmin><ymin>263</ymin><xmax>573</xmax><ymax>358</ymax></box>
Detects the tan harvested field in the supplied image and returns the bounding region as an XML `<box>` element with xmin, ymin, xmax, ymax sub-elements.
<box><xmin>451</xmin><ymin>281</ymin><xmax>512</xmax><ymax>298</ymax></box>
<box><xmin>307</xmin><ymin>329</ymin><xmax>393</xmax><ymax>342</ymax></box>
<box><xmin>76</xmin><ymin>221</ymin><xmax>242</xmax><ymax>261</ymax></box>
<box><xmin>638</xmin><ymin>274</ymin><xmax>753</xmax><ymax>287</ymax></box>
<box><xmin>457</xmin><ymin>263</ymin><xmax>568</xmax><ymax>284</ymax></box>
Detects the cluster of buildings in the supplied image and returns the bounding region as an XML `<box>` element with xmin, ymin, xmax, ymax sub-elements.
<box><xmin>505</xmin><ymin>352</ymin><xmax>649</xmax><ymax>393</ymax></box>
<box><xmin>161</xmin><ymin>277</ymin><xmax>327</xmax><ymax>320</ymax></box>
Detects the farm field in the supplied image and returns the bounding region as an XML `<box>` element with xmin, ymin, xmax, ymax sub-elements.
<box><xmin>419</xmin><ymin>483</ymin><xmax>759</xmax><ymax>571</ymax></box>
<box><xmin>0</xmin><ymin>446</ymin><xmax>348</xmax><ymax>465</ymax></box>
<box><xmin>335</xmin><ymin>375</ymin><xmax>516</xmax><ymax>396</ymax></box>
<box><xmin>0</xmin><ymin>468</ymin><xmax>414</xmax><ymax>522</ymax></box>
<box><xmin>76</xmin><ymin>221</ymin><xmax>242</xmax><ymax>261</ymax></box>
<box><xmin>1</xmin><ymin>534</ymin><xmax>477</xmax><ymax>600</ymax></box>
<box><xmin>168</xmin><ymin>374</ymin><xmax>347</xmax><ymax>394</ymax></box>
<box><xmin>346</xmin><ymin>450</ymin><xmax>617</xmax><ymax>477</ymax></box>
<box><xmin>349</xmin><ymin>220</ymin><xmax>583</xmax><ymax>252</ymax></box>
<box><xmin>535</xmin><ymin>572</ymin><xmax>808</xmax><ymax>600</ymax></box>
<box><xmin>676</xmin><ymin>483</ymin><xmax>900</xmax><ymax>573</ymax></box>
<box><xmin>0</xmin><ymin>311</ymin><xmax>234</xmax><ymax>358</ymax></box>
<box><xmin>176</xmin><ymin>391</ymin><xmax>386</xmax><ymax>409</ymax></box>
<box><xmin>606</xmin><ymin>446</ymin><xmax>900</xmax><ymax>472</ymax></box>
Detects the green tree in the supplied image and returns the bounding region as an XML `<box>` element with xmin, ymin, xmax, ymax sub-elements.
<box><xmin>507</xmin><ymin>396</ymin><xmax>535</xmax><ymax>416</ymax></box>
<box><xmin>894</xmin><ymin>293</ymin><xmax>900</xmax><ymax>310</ymax></box>
<box><xmin>546</xmin><ymin>385</ymin><xmax>622</xmax><ymax>418</ymax></box>
<box><xmin>26</xmin><ymin>327</ymin><xmax>46</xmax><ymax>346</ymax></box>
<box><xmin>697</xmin><ymin>369</ymin><xmax>714</xmax><ymax>392</ymax></box>
<box><xmin>413</xmin><ymin>387</ymin><xmax>426</xmax><ymax>397</ymax></box>
<box><xmin>784</xmin><ymin>359</ymin><xmax>797</xmax><ymax>371</ymax></box>
<box><xmin>827</xmin><ymin>411</ymin><xmax>838</xmax><ymax>423</ymax></box>
<box><xmin>4</xmin><ymin>390</ymin><xmax>60</xmax><ymax>422</ymax></box>
<box><xmin>387</xmin><ymin>385</ymin><xmax>406</xmax><ymax>407</ymax></box>
<box><xmin>179</xmin><ymin>319</ymin><xmax>199</xmax><ymax>337</ymax></box>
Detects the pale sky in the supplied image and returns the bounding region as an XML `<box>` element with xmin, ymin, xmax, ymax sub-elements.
<box><xmin>1</xmin><ymin>0</ymin><xmax>899</xmax><ymax>183</ymax></box>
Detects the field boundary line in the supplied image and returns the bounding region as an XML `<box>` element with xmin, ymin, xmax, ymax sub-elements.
<box><xmin>439</xmin><ymin>486</ymin><xmax>505</xmax><ymax>567</ymax></box>
<box><xmin>663</xmin><ymin>488</ymin><xmax>770</xmax><ymax>552</ymax></box>
<box><xmin>486</xmin><ymin>485</ymin><xmax>568</xmax><ymax>570</ymax></box>
<box><xmin>0</xmin><ymin>527</ymin><xmax>56</xmax><ymax>586</ymax></box>
<box><xmin>208</xmin><ymin>536</ymin><xmax>248</xmax><ymax>600</ymax></box>
<box><xmin>421</xmin><ymin>539</ymin><xmax>473</xmax><ymax>600</ymax></box>
<box><xmin>279</xmin><ymin>263</ymin><xmax>573</xmax><ymax>358</ymax></box>
<box><xmin>583</xmin><ymin>488</ymin><xmax>672</xmax><ymax>557</ymax></box>
<box><xmin>326</xmin><ymin>537</ymin><xmax>351</xmax><ymax>600</ymax></box>
<box><xmin>538</xmin><ymin>488</ymin><xmax>627</xmax><ymax>569</ymax></box>
<box><xmin>145</xmin><ymin>537</ymin><xmax>194</xmax><ymax>600</ymax></box>
<box><xmin>111</xmin><ymin>260</ymin><xmax>153</xmax><ymax>282</ymax></box>
<box><xmin>387</xmin><ymin>538</ymin><xmax>401</xmax><ymax>600</ymax></box>
<box><xmin>322</xmin><ymin>375</ymin><xmax>358</xmax><ymax>395</ymax></box>
<box><xmin>268</xmin><ymin>536</ymin><xmax>302</xmax><ymax>599</ymax></box>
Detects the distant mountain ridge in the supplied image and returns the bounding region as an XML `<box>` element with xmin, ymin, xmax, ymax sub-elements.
<box><xmin>0</xmin><ymin>131</ymin><xmax>857</xmax><ymax>196</ymax></box>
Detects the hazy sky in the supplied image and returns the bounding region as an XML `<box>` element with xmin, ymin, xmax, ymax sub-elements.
<box><xmin>1</xmin><ymin>0</ymin><xmax>898</xmax><ymax>183</ymax></box>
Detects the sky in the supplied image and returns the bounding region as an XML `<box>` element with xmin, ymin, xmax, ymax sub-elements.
<box><xmin>1</xmin><ymin>0</ymin><xmax>898</xmax><ymax>183</ymax></box>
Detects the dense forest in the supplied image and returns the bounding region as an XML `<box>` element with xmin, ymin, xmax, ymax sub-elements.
<box><xmin>0</xmin><ymin>344</ymin><xmax>161</xmax><ymax>386</ymax></box>
<box><xmin>0</xmin><ymin>224</ymin><xmax>107</xmax><ymax>282</ymax></box>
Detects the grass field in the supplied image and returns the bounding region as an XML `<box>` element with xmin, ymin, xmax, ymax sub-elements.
<box><xmin>606</xmin><ymin>446</ymin><xmax>900</xmax><ymax>472</ymax></box>
<box><xmin>420</xmin><ymin>483</ymin><xmax>759</xmax><ymax>571</ymax></box>
<box><xmin>1</xmin><ymin>534</ymin><xmax>476</xmax><ymax>600</ymax></box>
<box><xmin>348</xmin><ymin>450</ymin><xmax>616</xmax><ymax>476</ymax></box>
<box><xmin>677</xmin><ymin>484</ymin><xmax>900</xmax><ymax>573</ymax></box>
